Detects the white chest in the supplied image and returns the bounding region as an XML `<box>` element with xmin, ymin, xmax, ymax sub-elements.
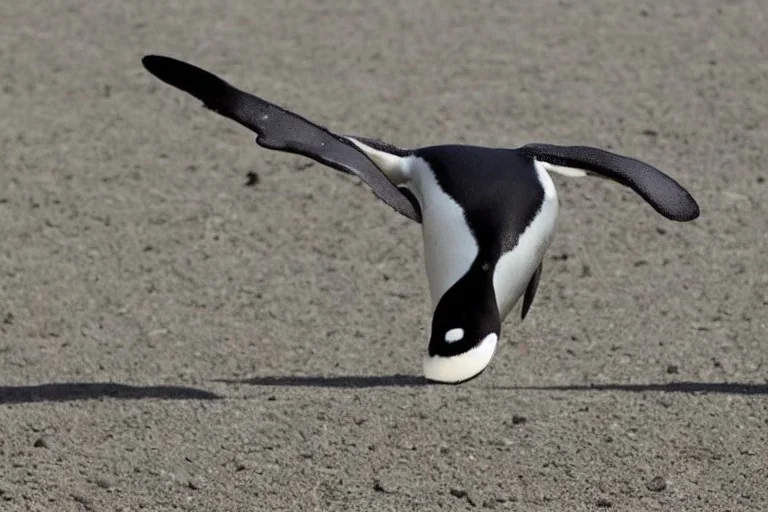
<box><xmin>406</xmin><ymin>156</ymin><xmax>480</xmax><ymax>309</ymax></box>
<box><xmin>407</xmin><ymin>157</ymin><xmax>559</xmax><ymax>320</ymax></box>
<box><xmin>492</xmin><ymin>161</ymin><xmax>559</xmax><ymax>320</ymax></box>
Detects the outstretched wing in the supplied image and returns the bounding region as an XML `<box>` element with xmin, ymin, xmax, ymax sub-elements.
<box><xmin>142</xmin><ymin>55</ymin><xmax>422</xmax><ymax>222</ymax></box>
<box><xmin>520</xmin><ymin>143</ymin><xmax>700</xmax><ymax>222</ymax></box>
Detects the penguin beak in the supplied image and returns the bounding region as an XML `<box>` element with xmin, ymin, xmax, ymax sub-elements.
<box><xmin>422</xmin><ymin>332</ymin><xmax>499</xmax><ymax>384</ymax></box>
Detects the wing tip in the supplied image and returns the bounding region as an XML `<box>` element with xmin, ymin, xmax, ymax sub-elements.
<box><xmin>141</xmin><ymin>54</ymin><xmax>231</xmax><ymax>107</ymax></box>
<box><xmin>141</xmin><ymin>54</ymin><xmax>180</xmax><ymax>83</ymax></box>
<box><xmin>662</xmin><ymin>190</ymin><xmax>700</xmax><ymax>222</ymax></box>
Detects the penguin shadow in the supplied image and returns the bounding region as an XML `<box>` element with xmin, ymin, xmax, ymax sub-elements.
<box><xmin>0</xmin><ymin>382</ymin><xmax>222</xmax><ymax>405</ymax></box>
<box><xmin>216</xmin><ymin>374</ymin><xmax>430</xmax><ymax>389</ymax></box>
<box><xmin>495</xmin><ymin>382</ymin><xmax>768</xmax><ymax>396</ymax></box>
<box><xmin>216</xmin><ymin>376</ymin><xmax>768</xmax><ymax>394</ymax></box>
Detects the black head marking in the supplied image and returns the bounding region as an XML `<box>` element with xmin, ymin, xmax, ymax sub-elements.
<box><xmin>141</xmin><ymin>55</ymin><xmax>421</xmax><ymax>222</ymax></box>
<box><xmin>428</xmin><ymin>258</ymin><xmax>501</xmax><ymax>359</ymax></box>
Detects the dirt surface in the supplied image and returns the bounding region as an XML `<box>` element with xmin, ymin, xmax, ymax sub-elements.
<box><xmin>1</xmin><ymin>1</ymin><xmax>766</xmax><ymax>511</ymax></box>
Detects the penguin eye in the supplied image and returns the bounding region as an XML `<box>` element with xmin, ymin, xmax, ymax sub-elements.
<box><xmin>444</xmin><ymin>328</ymin><xmax>465</xmax><ymax>343</ymax></box>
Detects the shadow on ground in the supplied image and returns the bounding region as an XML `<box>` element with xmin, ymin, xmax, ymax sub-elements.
<box><xmin>0</xmin><ymin>382</ymin><xmax>222</xmax><ymax>404</ymax></box>
<box><xmin>497</xmin><ymin>382</ymin><xmax>768</xmax><ymax>395</ymax></box>
<box><xmin>217</xmin><ymin>374</ymin><xmax>429</xmax><ymax>389</ymax></box>
<box><xmin>220</xmin><ymin>376</ymin><xmax>768</xmax><ymax>395</ymax></box>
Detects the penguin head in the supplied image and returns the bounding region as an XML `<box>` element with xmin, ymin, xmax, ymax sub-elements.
<box><xmin>422</xmin><ymin>259</ymin><xmax>501</xmax><ymax>384</ymax></box>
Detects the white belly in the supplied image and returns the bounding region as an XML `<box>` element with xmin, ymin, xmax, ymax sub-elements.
<box><xmin>493</xmin><ymin>161</ymin><xmax>559</xmax><ymax>320</ymax></box>
<box><xmin>406</xmin><ymin>156</ymin><xmax>559</xmax><ymax>318</ymax></box>
<box><xmin>409</xmin><ymin>159</ymin><xmax>479</xmax><ymax>308</ymax></box>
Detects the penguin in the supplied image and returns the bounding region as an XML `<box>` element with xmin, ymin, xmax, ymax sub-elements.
<box><xmin>141</xmin><ymin>55</ymin><xmax>700</xmax><ymax>384</ymax></box>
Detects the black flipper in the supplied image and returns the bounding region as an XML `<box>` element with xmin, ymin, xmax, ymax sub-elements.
<box><xmin>520</xmin><ymin>143</ymin><xmax>700</xmax><ymax>222</ymax></box>
<box><xmin>142</xmin><ymin>55</ymin><xmax>422</xmax><ymax>222</ymax></box>
<box><xmin>521</xmin><ymin>262</ymin><xmax>543</xmax><ymax>320</ymax></box>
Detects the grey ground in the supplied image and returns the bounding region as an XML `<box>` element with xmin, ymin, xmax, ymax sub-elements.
<box><xmin>1</xmin><ymin>1</ymin><xmax>766</xmax><ymax>511</ymax></box>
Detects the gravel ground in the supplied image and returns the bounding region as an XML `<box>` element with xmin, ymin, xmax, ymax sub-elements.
<box><xmin>1</xmin><ymin>1</ymin><xmax>766</xmax><ymax>511</ymax></box>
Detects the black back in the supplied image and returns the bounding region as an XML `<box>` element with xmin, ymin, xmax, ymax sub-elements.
<box><xmin>414</xmin><ymin>145</ymin><xmax>546</xmax><ymax>262</ymax></box>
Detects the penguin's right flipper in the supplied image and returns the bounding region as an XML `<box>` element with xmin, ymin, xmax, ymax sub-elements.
<box><xmin>142</xmin><ymin>55</ymin><xmax>422</xmax><ymax>223</ymax></box>
<box><xmin>521</xmin><ymin>262</ymin><xmax>543</xmax><ymax>321</ymax></box>
<box><xmin>521</xmin><ymin>143</ymin><xmax>700</xmax><ymax>222</ymax></box>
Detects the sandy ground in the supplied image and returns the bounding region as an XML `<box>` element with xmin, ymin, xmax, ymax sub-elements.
<box><xmin>1</xmin><ymin>1</ymin><xmax>766</xmax><ymax>511</ymax></box>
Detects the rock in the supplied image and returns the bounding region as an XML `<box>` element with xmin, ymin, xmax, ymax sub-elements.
<box><xmin>666</xmin><ymin>364</ymin><xmax>679</xmax><ymax>374</ymax></box>
<box><xmin>187</xmin><ymin>476</ymin><xmax>205</xmax><ymax>490</ymax></box>
<box><xmin>372</xmin><ymin>479</ymin><xmax>393</xmax><ymax>493</ymax></box>
<box><xmin>71</xmin><ymin>493</ymin><xmax>95</xmax><ymax>511</ymax></box>
<box><xmin>449</xmin><ymin>487</ymin><xmax>477</xmax><ymax>505</ymax></box>
<box><xmin>95</xmin><ymin>477</ymin><xmax>113</xmax><ymax>490</ymax></box>
<box><xmin>596</xmin><ymin>497</ymin><xmax>613</xmax><ymax>507</ymax></box>
<box><xmin>646</xmin><ymin>476</ymin><xmax>667</xmax><ymax>492</ymax></box>
<box><xmin>0</xmin><ymin>481</ymin><xmax>15</xmax><ymax>501</ymax></box>
<box><xmin>244</xmin><ymin>171</ymin><xmax>260</xmax><ymax>187</ymax></box>
<box><xmin>511</xmin><ymin>415</ymin><xmax>527</xmax><ymax>425</ymax></box>
<box><xmin>33</xmin><ymin>437</ymin><xmax>50</xmax><ymax>449</ymax></box>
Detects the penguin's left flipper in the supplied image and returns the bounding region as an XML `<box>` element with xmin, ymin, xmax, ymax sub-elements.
<box><xmin>521</xmin><ymin>143</ymin><xmax>700</xmax><ymax>222</ymax></box>
<box><xmin>141</xmin><ymin>55</ymin><xmax>422</xmax><ymax>223</ymax></box>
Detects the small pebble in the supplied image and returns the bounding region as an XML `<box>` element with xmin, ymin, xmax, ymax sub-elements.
<box><xmin>646</xmin><ymin>476</ymin><xmax>667</xmax><ymax>492</ymax></box>
<box><xmin>450</xmin><ymin>486</ymin><xmax>478</xmax><ymax>505</ymax></box>
<box><xmin>511</xmin><ymin>415</ymin><xmax>527</xmax><ymax>425</ymax></box>
<box><xmin>244</xmin><ymin>171</ymin><xmax>260</xmax><ymax>186</ymax></box>
<box><xmin>372</xmin><ymin>479</ymin><xmax>392</xmax><ymax>493</ymax></box>
<box><xmin>187</xmin><ymin>476</ymin><xmax>205</xmax><ymax>490</ymax></box>
<box><xmin>72</xmin><ymin>494</ymin><xmax>95</xmax><ymax>511</ymax></box>
<box><xmin>33</xmin><ymin>437</ymin><xmax>49</xmax><ymax>449</ymax></box>
<box><xmin>596</xmin><ymin>497</ymin><xmax>613</xmax><ymax>507</ymax></box>
<box><xmin>95</xmin><ymin>477</ymin><xmax>113</xmax><ymax>490</ymax></box>
<box><xmin>666</xmin><ymin>364</ymin><xmax>679</xmax><ymax>374</ymax></box>
<box><xmin>0</xmin><ymin>482</ymin><xmax>14</xmax><ymax>501</ymax></box>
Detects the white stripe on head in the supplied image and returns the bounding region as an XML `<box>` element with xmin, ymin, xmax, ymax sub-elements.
<box><xmin>444</xmin><ymin>328</ymin><xmax>465</xmax><ymax>343</ymax></box>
